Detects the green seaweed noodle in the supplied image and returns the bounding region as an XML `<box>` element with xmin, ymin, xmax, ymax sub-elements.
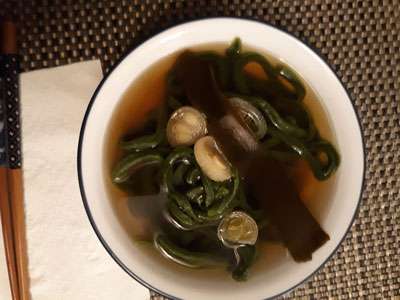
<box><xmin>111</xmin><ymin>38</ymin><xmax>339</xmax><ymax>281</ymax></box>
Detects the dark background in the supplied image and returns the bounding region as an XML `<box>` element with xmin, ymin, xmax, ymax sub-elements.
<box><xmin>1</xmin><ymin>0</ymin><xmax>399</xmax><ymax>299</ymax></box>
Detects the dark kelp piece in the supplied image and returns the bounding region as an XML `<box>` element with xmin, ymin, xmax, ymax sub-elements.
<box><xmin>176</xmin><ymin>51</ymin><xmax>329</xmax><ymax>262</ymax></box>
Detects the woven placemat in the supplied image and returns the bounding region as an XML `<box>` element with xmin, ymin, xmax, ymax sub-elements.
<box><xmin>2</xmin><ymin>0</ymin><xmax>399</xmax><ymax>299</ymax></box>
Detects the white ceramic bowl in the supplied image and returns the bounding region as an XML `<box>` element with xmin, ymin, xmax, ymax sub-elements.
<box><xmin>78</xmin><ymin>18</ymin><xmax>364</xmax><ymax>300</ymax></box>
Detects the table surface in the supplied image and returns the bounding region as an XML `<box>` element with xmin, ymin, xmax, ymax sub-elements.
<box><xmin>1</xmin><ymin>0</ymin><xmax>399</xmax><ymax>299</ymax></box>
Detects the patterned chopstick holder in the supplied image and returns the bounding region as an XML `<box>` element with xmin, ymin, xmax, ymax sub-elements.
<box><xmin>0</xmin><ymin>54</ymin><xmax>21</xmax><ymax>169</ymax></box>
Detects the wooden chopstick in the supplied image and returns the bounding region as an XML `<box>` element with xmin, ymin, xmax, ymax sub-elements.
<box><xmin>0</xmin><ymin>168</ymin><xmax>21</xmax><ymax>300</ymax></box>
<box><xmin>8</xmin><ymin>169</ymin><xmax>30</xmax><ymax>300</ymax></box>
<box><xmin>1</xmin><ymin>19</ymin><xmax>30</xmax><ymax>300</ymax></box>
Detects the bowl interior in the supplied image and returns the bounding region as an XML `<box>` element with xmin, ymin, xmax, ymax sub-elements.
<box><xmin>79</xmin><ymin>18</ymin><xmax>364</xmax><ymax>300</ymax></box>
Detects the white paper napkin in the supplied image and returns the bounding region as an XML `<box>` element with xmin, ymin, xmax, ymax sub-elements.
<box><xmin>0</xmin><ymin>61</ymin><xmax>149</xmax><ymax>300</ymax></box>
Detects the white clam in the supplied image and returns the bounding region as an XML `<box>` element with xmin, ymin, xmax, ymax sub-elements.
<box><xmin>229</xmin><ymin>97</ymin><xmax>267</xmax><ymax>140</ymax></box>
<box><xmin>166</xmin><ymin>106</ymin><xmax>207</xmax><ymax>147</ymax></box>
<box><xmin>217</xmin><ymin>211</ymin><xmax>258</xmax><ymax>247</ymax></box>
<box><xmin>194</xmin><ymin>136</ymin><xmax>232</xmax><ymax>182</ymax></box>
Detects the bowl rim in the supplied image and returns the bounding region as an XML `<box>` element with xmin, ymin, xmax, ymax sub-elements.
<box><xmin>77</xmin><ymin>17</ymin><xmax>366</xmax><ymax>300</ymax></box>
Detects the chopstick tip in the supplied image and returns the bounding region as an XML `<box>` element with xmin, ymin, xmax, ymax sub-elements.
<box><xmin>0</xmin><ymin>19</ymin><xmax>17</xmax><ymax>54</ymax></box>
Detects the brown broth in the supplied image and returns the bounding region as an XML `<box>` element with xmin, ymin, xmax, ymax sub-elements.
<box><xmin>104</xmin><ymin>43</ymin><xmax>338</xmax><ymax>254</ymax></box>
<box><xmin>104</xmin><ymin>52</ymin><xmax>177</xmax><ymax>240</ymax></box>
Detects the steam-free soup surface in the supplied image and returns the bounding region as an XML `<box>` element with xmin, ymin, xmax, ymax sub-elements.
<box><xmin>104</xmin><ymin>42</ymin><xmax>338</xmax><ymax>279</ymax></box>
